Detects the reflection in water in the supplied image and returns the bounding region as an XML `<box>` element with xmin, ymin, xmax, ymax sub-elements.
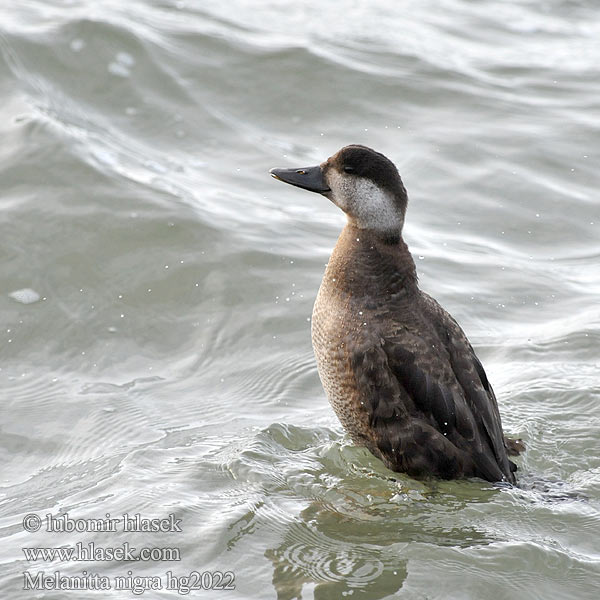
<box><xmin>265</xmin><ymin>502</ymin><xmax>406</xmax><ymax>599</ymax></box>
<box><xmin>222</xmin><ymin>423</ymin><xmax>499</xmax><ymax>599</ymax></box>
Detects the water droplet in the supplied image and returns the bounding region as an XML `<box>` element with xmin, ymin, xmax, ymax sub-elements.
<box><xmin>108</xmin><ymin>61</ymin><xmax>130</xmax><ymax>77</ymax></box>
<box><xmin>70</xmin><ymin>38</ymin><xmax>85</xmax><ymax>52</ymax></box>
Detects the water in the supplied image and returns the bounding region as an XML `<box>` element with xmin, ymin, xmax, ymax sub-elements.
<box><xmin>1</xmin><ymin>0</ymin><xmax>599</xmax><ymax>598</ymax></box>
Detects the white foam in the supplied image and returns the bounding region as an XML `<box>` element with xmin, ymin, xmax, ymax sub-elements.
<box><xmin>9</xmin><ymin>288</ymin><xmax>41</xmax><ymax>304</ymax></box>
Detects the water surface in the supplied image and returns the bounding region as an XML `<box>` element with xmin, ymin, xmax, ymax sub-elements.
<box><xmin>1</xmin><ymin>1</ymin><xmax>599</xmax><ymax>598</ymax></box>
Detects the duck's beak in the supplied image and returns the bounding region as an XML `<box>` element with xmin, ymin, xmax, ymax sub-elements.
<box><xmin>269</xmin><ymin>165</ymin><xmax>330</xmax><ymax>193</ymax></box>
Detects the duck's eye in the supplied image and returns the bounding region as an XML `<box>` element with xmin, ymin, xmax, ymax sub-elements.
<box><xmin>343</xmin><ymin>166</ymin><xmax>356</xmax><ymax>174</ymax></box>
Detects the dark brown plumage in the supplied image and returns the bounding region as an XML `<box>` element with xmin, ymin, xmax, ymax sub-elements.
<box><xmin>270</xmin><ymin>145</ymin><xmax>521</xmax><ymax>484</ymax></box>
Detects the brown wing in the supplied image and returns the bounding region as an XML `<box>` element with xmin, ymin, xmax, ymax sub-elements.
<box><xmin>350</xmin><ymin>333</ymin><xmax>515</xmax><ymax>483</ymax></box>
<box><xmin>445</xmin><ymin>331</ymin><xmax>517</xmax><ymax>480</ymax></box>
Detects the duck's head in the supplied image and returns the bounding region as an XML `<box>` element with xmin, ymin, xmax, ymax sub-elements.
<box><xmin>270</xmin><ymin>145</ymin><xmax>408</xmax><ymax>237</ymax></box>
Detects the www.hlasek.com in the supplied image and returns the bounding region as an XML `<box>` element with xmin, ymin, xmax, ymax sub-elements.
<box><xmin>23</xmin><ymin>541</ymin><xmax>180</xmax><ymax>562</ymax></box>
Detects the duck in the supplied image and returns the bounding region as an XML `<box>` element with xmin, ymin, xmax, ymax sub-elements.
<box><xmin>270</xmin><ymin>144</ymin><xmax>521</xmax><ymax>484</ymax></box>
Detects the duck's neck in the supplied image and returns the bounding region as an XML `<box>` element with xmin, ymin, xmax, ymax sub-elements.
<box><xmin>324</xmin><ymin>224</ymin><xmax>418</xmax><ymax>299</ymax></box>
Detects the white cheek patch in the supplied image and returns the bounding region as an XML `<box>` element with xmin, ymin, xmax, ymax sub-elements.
<box><xmin>327</xmin><ymin>171</ymin><xmax>403</xmax><ymax>232</ymax></box>
<box><xmin>353</xmin><ymin>179</ymin><xmax>403</xmax><ymax>231</ymax></box>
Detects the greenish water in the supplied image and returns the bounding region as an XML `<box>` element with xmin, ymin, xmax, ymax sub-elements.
<box><xmin>1</xmin><ymin>1</ymin><xmax>599</xmax><ymax>598</ymax></box>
